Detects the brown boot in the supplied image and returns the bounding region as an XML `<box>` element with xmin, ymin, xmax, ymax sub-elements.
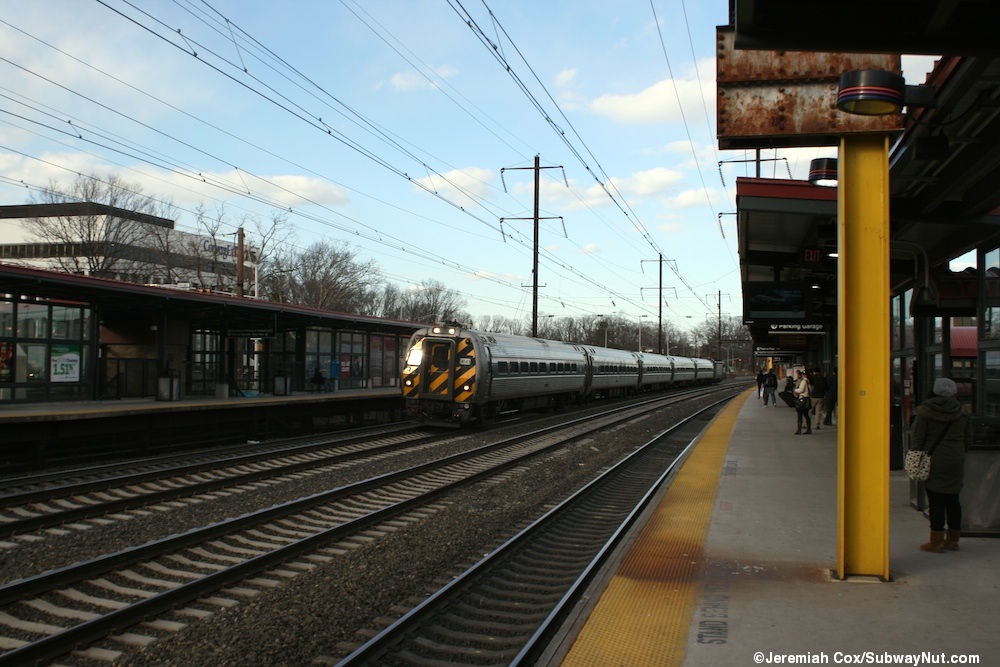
<box><xmin>920</xmin><ymin>530</ymin><xmax>946</xmax><ymax>553</ymax></box>
<box><xmin>944</xmin><ymin>529</ymin><xmax>961</xmax><ymax>551</ymax></box>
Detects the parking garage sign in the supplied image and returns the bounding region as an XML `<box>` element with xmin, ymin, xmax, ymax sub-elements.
<box><xmin>51</xmin><ymin>344</ymin><xmax>81</xmax><ymax>382</ymax></box>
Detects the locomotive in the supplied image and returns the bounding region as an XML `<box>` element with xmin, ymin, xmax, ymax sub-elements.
<box><xmin>401</xmin><ymin>323</ymin><xmax>725</xmax><ymax>425</ymax></box>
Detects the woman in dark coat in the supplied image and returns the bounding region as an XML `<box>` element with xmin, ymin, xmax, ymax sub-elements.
<box><xmin>910</xmin><ymin>377</ymin><xmax>973</xmax><ymax>553</ymax></box>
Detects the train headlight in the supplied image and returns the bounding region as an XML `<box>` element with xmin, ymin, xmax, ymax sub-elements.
<box><xmin>462</xmin><ymin>384</ymin><xmax>471</xmax><ymax>392</ymax></box>
<box><xmin>404</xmin><ymin>379</ymin><xmax>413</xmax><ymax>387</ymax></box>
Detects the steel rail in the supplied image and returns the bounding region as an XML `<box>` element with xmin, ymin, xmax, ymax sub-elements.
<box><xmin>0</xmin><ymin>422</ymin><xmax>417</xmax><ymax>506</ymax></box>
<box><xmin>335</xmin><ymin>394</ymin><xmax>736</xmax><ymax>665</ymax></box>
<box><xmin>0</xmin><ymin>429</ymin><xmax>440</xmax><ymax>538</ymax></box>
<box><xmin>0</xmin><ymin>388</ymin><xmax>733</xmax><ymax>666</ymax></box>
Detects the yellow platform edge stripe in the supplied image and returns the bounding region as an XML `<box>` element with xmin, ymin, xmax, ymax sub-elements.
<box><xmin>561</xmin><ymin>390</ymin><xmax>751</xmax><ymax>667</ymax></box>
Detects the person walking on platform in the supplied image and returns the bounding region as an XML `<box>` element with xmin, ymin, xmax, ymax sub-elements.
<box><xmin>756</xmin><ymin>368</ymin><xmax>766</xmax><ymax>399</ymax></box>
<box><xmin>810</xmin><ymin>368</ymin><xmax>828</xmax><ymax>430</ymax></box>
<box><xmin>793</xmin><ymin>369</ymin><xmax>812</xmax><ymax>434</ymax></box>
<box><xmin>823</xmin><ymin>369</ymin><xmax>837</xmax><ymax>425</ymax></box>
<box><xmin>762</xmin><ymin>368</ymin><xmax>778</xmax><ymax>407</ymax></box>
<box><xmin>911</xmin><ymin>377</ymin><xmax>973</xmax><ymax>553</ymax></box>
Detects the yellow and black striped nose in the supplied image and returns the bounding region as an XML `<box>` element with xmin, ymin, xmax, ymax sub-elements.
<box><xmin>453</xmin><ymin>337</ymin><xmax>476</xmax><ymax>402</ymax></box>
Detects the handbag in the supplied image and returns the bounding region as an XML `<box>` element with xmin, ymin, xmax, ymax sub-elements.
<box><xmin>794</xmin><ymin>395</ymin><xmax>810</xmax><ymax>411</ymax></box>
<box><xmin>904</xmin><ymin>420</ymin><xmax>954</xmax><ymax>482</ymax></box>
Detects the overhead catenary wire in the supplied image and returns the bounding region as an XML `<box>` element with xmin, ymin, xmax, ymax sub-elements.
<box><xmin>0</xmin><ymin>3</ymin><xmax>711</xmax><ymax>326</ymax></box>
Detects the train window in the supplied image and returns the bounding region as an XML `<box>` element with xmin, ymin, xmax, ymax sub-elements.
<box><xmin>498</xmin><ymin>361</ymin><xmax>508</xmax><ymax>374</ymax></box>
<box><xmin>557</xmin><ymin>363</ymin><xmax>564</xmax><ymax>372</ymax></box>
<box><xmin>520</xmin><ymin>361</ymin><xmax>529</xmax><ymax>372</ymax></box>
<box><xmin>431</xmin><ymin>344</ymin><xmax>450</xmax><ymax>369</ymax></box>
<box><xmin>530</xmin><ymin>362</ymin><xmax>538</xmax><ymax>373</ymax></box>
<box><xmin>549</xmin><ymin>363</ymin><xmax>556</xmax><ymax>372</ymax></box>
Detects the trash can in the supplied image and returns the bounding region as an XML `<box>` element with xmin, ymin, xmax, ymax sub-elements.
<box><xmin>157</xmin><ymin>369</ymin><xmax>181</xmax><ymax>401</ymax></box>
<box><xmin>273</xmin><ymin>372</ymin><xmax>289</xmax><ymax>396</ymax></box>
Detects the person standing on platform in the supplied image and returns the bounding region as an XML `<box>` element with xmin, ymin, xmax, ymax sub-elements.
<box><xmin>911</xmin><ymin>377</ymin><xmax>973</xmax><ymax>553</ymax></box>
<box><xmin>756</xmin><ymin>368</ymin><xmax>766</xmax><ymax>399</ymax></box>
<box><xmin>762</xmin><ymin>367</ymin><xmax>778</xmax><ymax>407</ymax></box>
<box><xmin>810</xmin><ymin>368</ymin><xmax>828</xmax><ymax>430</ymax></box>
<box><xmin>793</xmin><ymin>369</ymin><xmax>812</xmax><ymax>435</ymax></box>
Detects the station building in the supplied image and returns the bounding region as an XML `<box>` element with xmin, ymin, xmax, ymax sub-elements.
<box><xmin>0</xmin><ymin>262</ymin><xmax>417</xmax><ymax>404</ymax></box>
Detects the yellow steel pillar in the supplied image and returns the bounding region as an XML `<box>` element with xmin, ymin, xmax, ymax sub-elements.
<box><xmin>837</xmin><ymin>134</ymin><xmax>891</xmax><ymax>580</ymax></box>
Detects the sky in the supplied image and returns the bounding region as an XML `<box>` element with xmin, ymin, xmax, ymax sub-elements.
<box><xmin>0</xmin><ymin>1</ymin><xmax>941</xmax><ymax>335</ymax></box>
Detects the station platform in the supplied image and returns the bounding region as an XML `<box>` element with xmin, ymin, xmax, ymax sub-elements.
<box><xmin>0</xmin><ymin>387</ymin><xmax>402</xmax><ymax>423</ymax></box>
<box><xmin>551</xmin><ymin>388</ymin><xmax>1000</xmax><ymax>666</ymax></box>
<box><xmin>0</xmin><ymin>388</ymin><xmax>404</xmax><ymax>472</ymax></box>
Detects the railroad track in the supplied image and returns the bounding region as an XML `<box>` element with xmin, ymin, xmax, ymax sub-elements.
<box><xmin>0</xmin><ymin>424</ymin><xmax>437</xmax><ymax>541</ymax></box>
<box><xmin>0</xmin><ymin>388</ymin><xmax>734</xmax><ymax>666</ymax></box>
<box><xmin>336</xmin><ymin>396</ymin><xmax>732</xmax><ymax>666</ymax></box>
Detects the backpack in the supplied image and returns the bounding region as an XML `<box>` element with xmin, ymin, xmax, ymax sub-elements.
<box><xmin>764</xmin><ymin>374</ymin><xmax>777</xmax><ymax>388</ymax></box>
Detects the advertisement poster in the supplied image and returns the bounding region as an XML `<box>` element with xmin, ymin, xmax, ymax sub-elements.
<box><xmin>50</xmin><ymin>344</ymin><xmax>81</xmax><ymax>383</ymax></box>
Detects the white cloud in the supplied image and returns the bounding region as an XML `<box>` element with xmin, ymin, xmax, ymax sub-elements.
<box><xmin>556</xmin><ymin>68</ymin><xmax>578</xmax><ymax>87</ymax></box>
<box><xmin>412</xmin><ymin>166</ymin><xmax>494</xmax><ymax>208</ymax></box>
<box><xmin>581</xmin><ymin>243</ymin><xmax>599</xmax><ymax>254</ymax></box>
<box><xmin>612</xmin><ymin>167</ymin><xmax>684</xmax><ymax>197</ymax></box>
<box><xmin>589</xmin><ymin>59</ymin><xmax>714</xmax><ymax>125</ymax></box>
<box><xmin>542</xmin><ymin>167</ymin><xmax>685</xmax><ymax>212</ymax></box>
<box><xmin>389</xmin><ymin>65</ymin><xmax>458</xmax><ymax>92</ymax></box>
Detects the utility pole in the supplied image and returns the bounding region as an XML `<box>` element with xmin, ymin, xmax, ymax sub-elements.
<box><xmin>236</xmin><ymin>227</ymin><xmax>245</xmax><ymax>298</ymax></box>
<box><xmin>500</xmin><ymin>155</ymin><xmax>565</xmax><ymax>337</ymax></box>
<box><xmin>658</xmin><ymin>254</ymin><xmax>663</xmax><ymax>353</ymax></box>
<box><xmin>717</xmin><ymin>289</ymin><xmax>722</xmax><ymax>360</ymax></box>
<box><xmin>641</xmin><ymin>254</ymin><xmax>675</xmax><ymax>354</ymax></box>
<box><xmin>707</xmin><ymin>290</ymin><xmax>731</xmax><ymax>361</ymax></box>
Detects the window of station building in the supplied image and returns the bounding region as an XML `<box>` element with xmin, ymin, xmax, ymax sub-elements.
<box><xmin>305</xmin><ymin>328</ymin><xmax>335</xmax><ymax>389</ymax></box>
<box><xmin>0</xmin><ymin>300</ymin><xmax>12</xmax><ymax>340</ymax></box>
<box><xmin>51</xmin><ymin>305</ymin><xmax>90</xmax><ymax>340</ymax></box>
<box><xmin>268</xmin><ymin>330</ymin><xmax>297</xmax><ymax>384</ymax></box>
<box><xmin>17</xmin><ymin>303</ymin><xmax>49</xmax><ymax>339</ymax></box>
<box><xmin>189</xmin><ymin>329</ymin><xmax>221</xmax><ymax>396</ymax></box>
<box><xmin>0</xmin><ymin>298</ymin><xmax>93</xmax><ymax>402</ymax></box>
<box><xmin>336</xmin><ymin>331</ymin><xmax>367</xmax><ymax>390</ymax></box>
<box><xmin>984</xmin><ymin>247</ymin><xmax>1000</xmax><ymax>341</ymax></box>
<box><xmin>369</xmin><ymin>334</ymin><xmax>399</xmax><ymax>388</ymax></box>
<box><xmin>903</xmin><ymin>289</ymin><xmax>915</xmax><ymax>350</ymax></box>
<box><xmin>891</xmin><ymin>295</ymin><xmax>901</xmax><ymax>351</ymax></box>
<box><xmin>985</xmin><ymin>350</ymin><xmax>1000</xmax><ymax>416</ymax></box>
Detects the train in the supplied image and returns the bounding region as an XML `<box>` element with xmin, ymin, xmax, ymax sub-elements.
<box><xmin>401</xmin><ymin>323</ymin><xmax>726</xmax><ymax>425</ymax></box>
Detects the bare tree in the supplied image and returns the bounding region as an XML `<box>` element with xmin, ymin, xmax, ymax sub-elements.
<box><xmin>242</xmin><ymin>210</ymin><xmax>294</xmax><ymax>298</ymax></box>
<box><xmin>396</xmin><ymin>280</ymin><xmax>469</xmax><ymax>323</ymax></box>
<box><xmin>361</xmin><ymin>283</ymin><xmax>406</xmax><ymax>320</ymax></box>
<box><xmin>25</xmin><ymin>173</ymin><xmax>167</xmax><ymax>279</ymax></box>
<box><xmin>265</xmin><ymin>239</ymin><xmax>382</xmax><ymax>312</ymax></box>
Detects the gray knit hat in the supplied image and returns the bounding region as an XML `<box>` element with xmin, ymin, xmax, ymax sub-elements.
<box><xmin>933</xmin><ymin>377</ymin><xmax>957</xmax><ymax>397</ymax></box>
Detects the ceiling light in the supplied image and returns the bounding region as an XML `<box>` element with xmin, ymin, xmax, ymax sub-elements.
<box><xmin>837</xmin><ymin>70</ymin><xmax>906</xmax><ymax>116</ymax></box>
<box><xmin>808</xmin><ymin>158</ymin><xmax>838</xmax><ymax>187</ymax></box>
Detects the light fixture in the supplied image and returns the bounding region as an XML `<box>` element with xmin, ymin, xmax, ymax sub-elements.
<box><xmin>837</xmin><ymin>70</ymin><xmax>906</xmax><ymax>115</ymax></box>
<box><xmin>808</xmin><ymin>158</ymin><xmax>838</xmax><ymax>187</ymax></box>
